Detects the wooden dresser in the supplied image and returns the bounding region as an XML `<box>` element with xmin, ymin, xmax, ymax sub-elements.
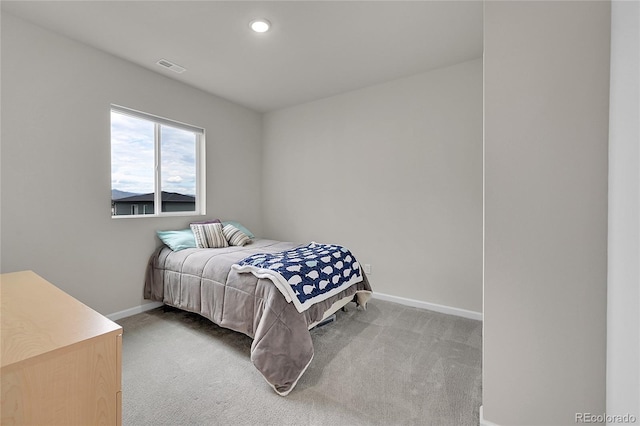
<box><xmin>1</xmin><ymin>271</ymin><xmax>122</xmax><ymax>425</ymax></box>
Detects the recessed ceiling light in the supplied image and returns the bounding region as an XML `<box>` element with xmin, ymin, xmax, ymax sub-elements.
<box><xmin>250</xmin><ymin>19</ymin><xmax>271</xmax><ymax>33</ymax></box>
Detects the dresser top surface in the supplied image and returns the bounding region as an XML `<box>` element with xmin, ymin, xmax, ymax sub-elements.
<box><xmin>1</xmin><ymin>271</ymin><xmax>122</xmax><ymax>368</ymax></box>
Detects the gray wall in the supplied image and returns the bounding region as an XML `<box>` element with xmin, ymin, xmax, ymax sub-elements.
<box><xmin>262</xmin><ymin>59</ymin><xmax>483</xmax><ymax>314</ymax></box>
<box><xmin>483</xmin><ymin>1</ymin><xmax>610</xmax><ymax>425</ymax></box>
<box><xmin>1</xmin><ymin>11</ymin><xmax>483</xmax><ymax>317</ymax></box>
<box><xmin>607</xmin><ymin>0</ymin><xmax>640</xmax><ymax>420</ymax></box>
<box><xmin>0</xmin><ymin>13</ymin><xmax>263</xmax><ymax>315</ymax></box>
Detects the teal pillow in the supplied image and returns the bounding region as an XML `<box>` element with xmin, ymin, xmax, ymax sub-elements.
<box><xmin>157</xmin><ymin>229</ymin><xmax>197</xmax><ymax>251</ymax></box>
<box><xmin>222</xmin><ymin>221</ymin><xmax>255</xmax><ymax>239</ymax></box>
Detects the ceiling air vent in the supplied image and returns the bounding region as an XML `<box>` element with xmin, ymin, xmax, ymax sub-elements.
<box><xmin>156</xmin><ymin>59</ymin><xmax>186</xmax><ymax>74</ymax></box>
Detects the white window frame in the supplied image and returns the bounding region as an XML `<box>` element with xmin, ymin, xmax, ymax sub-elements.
<box><xmin>111</xmin><ymin>104</ymin><xmax>206</xmax><ymax>218</ymax></box>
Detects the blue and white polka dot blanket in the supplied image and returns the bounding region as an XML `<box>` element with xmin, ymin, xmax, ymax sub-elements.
<box><xmin>232</xmin><ymin>242</ymin><xmax>363</xmax><ymax>313</ymax></box>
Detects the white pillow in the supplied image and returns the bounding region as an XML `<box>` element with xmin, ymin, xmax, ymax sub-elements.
<box><xmin>190</xmin><ymin>223</ymin><xmax>229</xmax><ymax>248</ymax></box>
<box><xmin>222</xmin><ymin>224</ymin><xmax>251</xmax><ymax>247</ymax></box>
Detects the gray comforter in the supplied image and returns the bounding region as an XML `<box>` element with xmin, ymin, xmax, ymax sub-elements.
<box><xmin>144</xmin><ymin>239</ymin><xmax>372</xmax><ymax>396</ymax></box>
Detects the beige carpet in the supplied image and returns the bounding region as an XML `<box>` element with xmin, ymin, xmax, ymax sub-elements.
<box><xmin>117</xmin><ymin>299</ymin><xmax>482</xmax><ymax>425</ymax></box>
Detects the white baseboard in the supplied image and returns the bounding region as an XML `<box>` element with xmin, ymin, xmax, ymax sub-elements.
<box><xmin>371</xmin><ymin>292</ymin><xmax>483</xmax><ymax>321</ymax></box>
<box><xmin>106</xmin><ymin>294</ymin><xmax>482</xmax><ymax>322</ymax></box>
<box><xmin>106</xmin><ymin>301</ymin><xmax>164</xmax><ymax>321</ymax></box>
<box><xmin>479</xmin><ymin>406</ymin><xmax>500</xmax><ymax>426</ymax></box>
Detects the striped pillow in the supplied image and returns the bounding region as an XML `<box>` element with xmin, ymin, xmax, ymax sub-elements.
<box><xmin>223</xmin><ymin>224</ymin><xmax>251</xmax><ymax>247</ymax></box>
<box><xmin>190</xmin><ymin>223</ymin><xmax>229</xmax><ymax>248</ymax></box>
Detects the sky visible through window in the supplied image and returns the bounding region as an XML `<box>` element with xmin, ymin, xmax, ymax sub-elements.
<box><xmin>111</xmin><ymin>111</ymin><xmax>196</xmax><ymax>196</ymax></box>
<box><xmin>161</xmin><ymin>126</ymin><xmax>197</xmax><ymax>196</ymax></box>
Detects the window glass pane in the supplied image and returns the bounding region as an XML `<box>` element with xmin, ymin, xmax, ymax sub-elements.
<box><xmin>160</xmin><ymin>125</ymin><xmax>197</xmax><ymax>213</ymax></box>
<box><xmin>110</xmin><ymin>105</ymin><xmax>204</xmax><ymax>218</ymax></box>
<box><xmin>111</xmin><ymin>111</ymin><xmax>155</xmax><ymax>215</ymax></box>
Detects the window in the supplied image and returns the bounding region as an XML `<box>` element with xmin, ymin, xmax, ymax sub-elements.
<box><xmin>110</xmin><ymin>105</ymin><xmax>205</xmax><ymax>217</ymax></box>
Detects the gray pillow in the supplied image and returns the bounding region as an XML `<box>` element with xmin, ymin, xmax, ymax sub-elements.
<box><xmin>190</xmin><ymin>223</ymin><xmax>229</xmax><ymax>248</ymax></box>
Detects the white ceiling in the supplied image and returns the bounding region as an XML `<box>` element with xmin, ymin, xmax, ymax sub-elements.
<box><xmin>2</xmin><ymin>1</ymin><xmax>483</xmax><ymax>112</ymax></box>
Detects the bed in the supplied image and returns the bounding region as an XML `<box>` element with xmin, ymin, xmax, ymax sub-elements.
<box><xmin>144</xmin><ymin>238</ymin><xmax>372</xmax><ymax>396</ymax></box>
